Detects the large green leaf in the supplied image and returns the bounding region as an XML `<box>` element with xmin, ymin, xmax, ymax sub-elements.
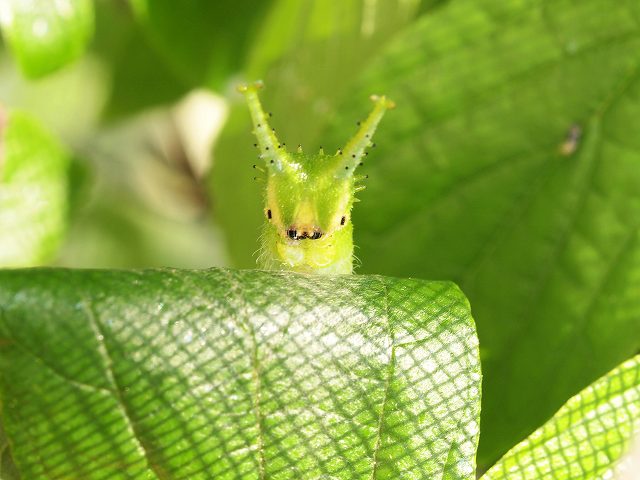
<box><xmin>482</xmin><ymin>355</ymin><xmax>640</xmax><ymax>479</ymax></box>
<box><xmin>0</xmin><ymin>110</ymin><xmax>70</xmax><ymax>266</ymax></box>
<box><xmin>0</xmin><ymin>268</ymin><xmax>480</xmax><ymax>479</ymax></box>
<box><xmin>0</xmin><ymin>0</ymin><xmax>94</xmax><ymax>78</ymax></box>
<box><xmin>320</xmin><ymin>0</ymin><xmax>640</xmax><ymax>466</ymax></box>
<box><xmin>128</xmin><ymin>0</ymin><xmax>274</xmax><ymax>89</ymax></box>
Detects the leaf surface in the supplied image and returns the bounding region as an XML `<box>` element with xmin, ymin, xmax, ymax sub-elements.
<box><xmin>0</xmin><ymin>0</ymin><xmax>94</xmax><ymax>77</ymax></box>
<box><xmin>483</xmin><ymin>355</ymin><xmax>640</xmax><ymax>480</ymax></box>
<box><xmin>0</xmin><ymin>268</ymin><xmax>480</xmax><ymax>479</ymax></box>
<box><xmin>128</xmin><ymin>0</ymin><xmax>274</xmax><ymax>89</ymax></box>
<box><xmin>0</xmin><ymin>110</ymin><xmax>70</xmax><ymax>266</ymax></box>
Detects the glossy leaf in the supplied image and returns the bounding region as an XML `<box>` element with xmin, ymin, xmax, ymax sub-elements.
<box><xmin>0</xmin><ymin>268</ymin><xmax>480</xmax><ymax>479</ymax></box>
<box><xmin>0</xmin><ymin>0</ymin><xmax>94</xmax><ymax>78</ymax></box>
<box><xmin>0</xmin><ymin>110</ymin><xmax>70</xmax><ymax>266</ymax></box>
<box><xmin>319</xmin><ymin>0</ymin><xmax>640</xmax><ymax>466</ymax></box>
<box><xmin>483</xmin><ymin>355</ymin><xmax>640</xmax><ymax>479</ymax></box>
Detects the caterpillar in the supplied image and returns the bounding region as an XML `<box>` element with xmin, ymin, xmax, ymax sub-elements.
<box><xmin>238</xmin><ymin>81</ymin><xmax>394</xmax><ymax>275</ymax></box>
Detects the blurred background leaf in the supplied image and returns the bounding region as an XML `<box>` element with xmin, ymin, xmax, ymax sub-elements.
<box><xmin>128</xmin><ymin>0</ymin><xmax>275</xmax><ymax>90</ymax></box>
<box><xmin>0</xmin><ymin>0</ymin><xmax>94</xmax><ymax>78</ymax></box>
<box><xmin>0</xmin><ymin>422</ymin><xmax>20</xmax><ymax>480</ymax></box>
<box><xmin>91</xmin><ymin>0</ymin><xmax>189</xmax><ymax>119</ymax></box>
<box><xmin>0</xmin><ymin>110</ymin><xmax>70</xmax><ymax>267</ymax></box>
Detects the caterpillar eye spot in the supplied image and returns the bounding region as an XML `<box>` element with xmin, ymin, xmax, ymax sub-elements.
<box><xmin>311</xmin><ymin>231</ymin><xmax>323</xmax><ymax>240</ymax></box>
<box><xmin>287</xmin><ymin>229</ymin><xmax>297</xmax><ymax>239</ymax></box>
<box><xmin>267</xmin><ymin>209</ymin><xmax>272</xmax><ymax>220</ymax></box>
<box><xmin>340</xmin><ymin>216</ymin><xmax>346</xmax><ymax>226</ymax></box>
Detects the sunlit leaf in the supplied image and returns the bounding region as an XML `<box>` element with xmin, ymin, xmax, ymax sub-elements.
<box><xmin>0</xmin><ymin>110</ymin><xmax>70</xmax><ymax>266</ymax></box>
<box><xmin>0</xmin><ymin>268</ymin><xmax>480</xmax><ymax>479</ymax></box>
<box><xmin>483</xmin><ymin>355</ymin><xmax>640</xmax><ymax>480</ymax></box>
<box><xmin>0</xmin><ymin>0</ymin><xmax>94</xmax><ymax>77</ymax></box>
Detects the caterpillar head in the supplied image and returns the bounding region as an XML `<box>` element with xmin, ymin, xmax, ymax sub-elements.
<box><xmin>238</xmin><ymin>81</ymin><xmax>394</xmax><ymax>274</ymax></box>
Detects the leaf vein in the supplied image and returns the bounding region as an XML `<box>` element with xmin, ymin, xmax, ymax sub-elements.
<box><xmin>84</xmin><ymin>302</ymin><xmax>164</xmax><ymax>480</ymax></box>
<box><xmin>370</xmin><ymin>280</ymin><xmax>396</xmax><ymax>480</ymax></box>
<box><xmin>6</xmin><ymin>337</ymin><xmax>112</xmax><ymax>396</ymax></box>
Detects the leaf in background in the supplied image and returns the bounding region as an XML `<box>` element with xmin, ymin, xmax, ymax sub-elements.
<box><xmin>90</xmin><ymin>0</ymin><xmax>189</xmax><ymax>119</ymax></box>
<box><xmin>128</xmin><ymin>0</ymin><xmax>274</xmax><ymax>90</ymax></box>
<box><xmin>0</xmin><ymin>0</ymin><xmax>94</xmax><ymax>78</ymax></box>
<box><xmin>0</xmin><ymin>268</ymin><xmax>480</xmax><ymax>479</ymax></box>
<box><xmin>211</xmin><ymin>0</ymin><xmax>424</xmax><ymax>268</ymax></box>
<box><xmin>0</xmin><ymin>110</ymin><xmax>70</xmax><ymax>266</ymax></box>
<box><xmin>482</xmin><ymin>355</ymin><xmax>640</xmax><ymax>479</ymax></box>
<box><xmin>0</xmin><ymin>422</ymin><xmax>20</xmax><ymax>480</ymax></box>
<box><xmin>319</xmin><ymin>0</ymin><xmax>640</xmax><ymax>467</ymax></box>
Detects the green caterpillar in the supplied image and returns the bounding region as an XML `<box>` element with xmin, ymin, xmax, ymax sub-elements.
<box><xmin>238</xmin><ymin>81</ymin><xmax>394</xmax><ymax>275</ymax></box>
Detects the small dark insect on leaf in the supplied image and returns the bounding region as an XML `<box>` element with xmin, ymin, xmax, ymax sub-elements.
<box><xmin>559</xmin><ymin>124</ymin><xmax>582</xmax><ymax>156</ymax></box>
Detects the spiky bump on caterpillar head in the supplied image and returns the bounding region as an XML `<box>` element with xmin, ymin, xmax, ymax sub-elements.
<box><xmin>238</xmin><ymin>81</ymin><xmax>394</xmax><ymax>275</ymax></box>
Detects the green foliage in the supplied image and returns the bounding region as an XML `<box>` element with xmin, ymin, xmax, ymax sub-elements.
<box><xmin>484</xmin><ymin>355</ymin><xmax>640</xmax><ymax>479</ymax></box>
<box><xmin>213</xmin><ymin>0</ymin><xmax>640</xmax><ymax>465</ymax></box>
<box><xmin>0</xmin><ymin>0</ymin><xmax>639</xmax><ymax>477</ymax></box>
<box><xmin>0</xmin><ymin>268</ymin><xmax>480</xmax><ymax>479</ymax></box>
<box><xmin>0</xmin><ymin>110</ymin><xmax>70</xmax><ymax>267</ymax></box>
<box><xmin>0</xmin><ymin>0</ymin><xmax>94</xmax><ymax>77</ymax></box>
<box><xmin>129</xmin><ymin>0</ymin><xmax>274</xmax><ymax>89</ymax></box>
<box><xmin>91</xmin><ymin>0</ymin><xmax>188</xmax><ymax>119</ymax></box>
